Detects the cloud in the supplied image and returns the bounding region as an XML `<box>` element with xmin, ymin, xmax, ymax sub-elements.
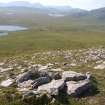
<box><xmin>69</xmin><ymin>0</ymin><xmax>105</xmax><ymax>10</ymax></box>
<box><xmin>1</xmin><ymin>0</ymin><xmax>105</xmax><ymax>10</ymax></box>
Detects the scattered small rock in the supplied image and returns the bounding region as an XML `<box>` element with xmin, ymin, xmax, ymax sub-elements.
<box><xmin>0</xmin><ymin>78</ymin><xmax>14</xmax><ymax>87</ymax></box>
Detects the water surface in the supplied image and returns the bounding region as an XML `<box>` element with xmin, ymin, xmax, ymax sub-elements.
<box><xmin>0</xmin><ymin>25</ymin><xmax>27</xmax><ymax>31</ymax></box>
<box><xmin>0</xmin><ymin>25</ymin><xmax>28</xmax><ymax>36</ymax></box>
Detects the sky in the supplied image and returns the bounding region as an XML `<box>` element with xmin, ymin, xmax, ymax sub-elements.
<box><xmin>0</xmin><ymin>0</ymin><xmax>105</xmax><ymax>10</ymax></box>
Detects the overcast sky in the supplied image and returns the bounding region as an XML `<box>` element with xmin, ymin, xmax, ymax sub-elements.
<box><xmin>1</xmin><ymin>0</ymin><xmax>105</xmax><ymax>10</ymax></box>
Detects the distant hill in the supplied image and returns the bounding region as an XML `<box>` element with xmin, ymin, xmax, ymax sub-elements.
<box><xmin>90</xmin><ymin>7</ymin><xmax>105</xmax><ymax>20</ymax></box>
<box><xmin>0</xmin><ymin>1</ymin><xmax>104</xmax><ymax>26</ymax></box>
<box><xmin>0</xmin><ymin>1</ymin><xmax>86</xmax><ymax>15</ymax></box>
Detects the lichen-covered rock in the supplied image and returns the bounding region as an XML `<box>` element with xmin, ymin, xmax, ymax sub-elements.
<box><xmin>37</xmin><ymin>79</ymin><xmax>65</xmax><ymax>95</ymax></box>
<box><xmin>62</xmin><ymin>71</ymin><xmax>86</xmax><ymax>82</ymax></box>
<box><xmin>32</xmin><ymin>77</ymin><xmax>51</xmax><ymax>89</ymax></box>
<box><xmin>66</xmin><ymin>80</ymin><xmax>91</xmax><ymax>96</ymax></box>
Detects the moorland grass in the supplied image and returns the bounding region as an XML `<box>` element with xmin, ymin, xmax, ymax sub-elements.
<box><xmin>0</xmin><ymin>30</ymin><xmax>105</xmax><ymax>57</ymax></box>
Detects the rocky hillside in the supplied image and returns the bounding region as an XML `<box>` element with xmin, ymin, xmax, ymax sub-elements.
<box><xmin>0</xmin><ymin>47</ymin><xmax>105</xmax><ymax>105</ymax></box>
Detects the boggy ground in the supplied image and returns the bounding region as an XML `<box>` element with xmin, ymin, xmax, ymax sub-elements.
<box><xmin>0</xmin><ymin>47</ymin><xmax>105</xmax><ymax>105</ymax></box>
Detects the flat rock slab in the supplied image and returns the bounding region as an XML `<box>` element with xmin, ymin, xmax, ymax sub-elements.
<box><xmin>0</xmin><ymin>79</ymin><xmax>14</xmax><ymax>87</ymax></box>
<box><xmin>67</xmin><ymin>80</ymin><xmax>91</xmax><ymax>96</ymax></box>
<box><xmin>62</xmin><ymin>71</ymin><xmax>86</xmax><ymax>82</ymax></box>
<box><xmin>37</xmin><ymin>79</ymin><xmax>65</xmax><ymax>95</ymax></box>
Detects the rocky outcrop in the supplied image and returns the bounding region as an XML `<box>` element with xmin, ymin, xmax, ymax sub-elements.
<box><xmin>5</xmin><ymin>62</ymin><xmax>93</xmax><ymax>100</ymax></box>
<box><xmin>15</xmin><ymin>70</ymin><xmax>92</xmax><ymax>97</ymax></box>
<box><xmin>0</xmin><ymin>59</ymin><xmax>93</xmax><ymax>101</ymax></box>
<box><xmin>62</xmin><ymin>71</ymin><xmax>86</xmax><ymax>82</ymax></box>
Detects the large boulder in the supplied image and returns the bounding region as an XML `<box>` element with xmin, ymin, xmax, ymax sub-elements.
<box><xmin>37</xmin><ymin>79</ymin><xmax>65</xmax><ymax>95</ymax></box>
<box><xmin>66</xmin><ymin>80</ymin><xmax>91</xmax><ymax>96</ymax></box>
<box><xmin>62</xmin><ymin>71</ymin><xmax>86</xmax><ymax>82</ymax></box>
<box><xmin>32</xmin><ymin>77</ymin><xmax>51</xmax><ymax>89</ymax></box>
<box><xmin>16</xmin><ymin>71</ymin><xmax>32</xmax><ymax>84</ymax></box>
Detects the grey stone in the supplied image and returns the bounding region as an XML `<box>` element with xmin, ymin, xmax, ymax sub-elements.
<box><xmin>62</xmin><ymin>71</ymin><xmax>86</xmax><ymax>82</ymax></box>
<box><xmin>67</xmin><ymin>80</ymin><xmax>91</xmax><ymax>96</ymax></box>
<box><xmin>52</xmin><ymin>72</ymin><xmax>62</xmax><ymax>80</ymax></box>
<box><xmin>32</xmin><ymin>77</ymin><xmax>51</xmax><ymax>89</ymax></box>
<box><xmin>18</xmin><ymin>80</ymin><xmax>33</xmax><ymax>88</ymax></box>
<box><xmin>16</xmin><ymin>71</ymin><xmax>32</xmax><ymax>84</ymax></box>
<box><xmin>37</xmin><ymin>79</ymin><xmax>65</xmax><ymax>95</ymax></box>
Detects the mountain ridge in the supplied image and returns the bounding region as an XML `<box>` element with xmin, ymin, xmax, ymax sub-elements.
<box><xmin>0</xmin><ymin>1</ymin><xmax>104</xmax><ymax>24</ymax></box>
